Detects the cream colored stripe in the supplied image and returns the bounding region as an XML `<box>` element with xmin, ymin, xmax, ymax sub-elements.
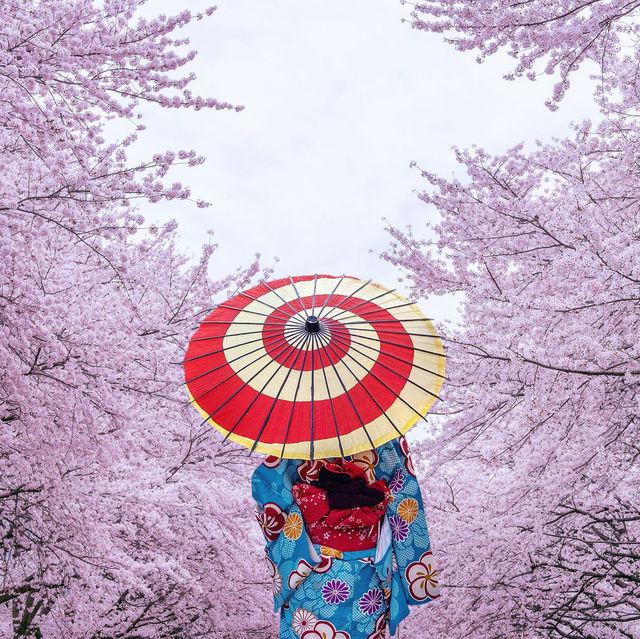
<box><xmin>187</xmin><ymin>315</ymin><xmax>446</xmax><ymax>459</ymax></box>
<box><xmin>222</xmin><ymin>307</ymin><xmax>380</xmax><ymax>400</ymax></box>
<box><xmin>195</xmin><ymin>277</ymin><xmax>446</xmax><ymax>458</ymax></box>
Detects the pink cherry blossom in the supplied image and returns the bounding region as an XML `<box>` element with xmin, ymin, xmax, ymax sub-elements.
<box><xmin>0</xmin><ymin>2</ymin><xmax>271</xmax><ymax>637</ymax></box>
<box><xmin>403</xmin><ymin>0</ymin><xmax>640</xmax><ymax>111</ymax></box>
<box><xmin>385</xmin><ymin>4</ymin><xmax>640</xmax><ymax>636</ymax></box>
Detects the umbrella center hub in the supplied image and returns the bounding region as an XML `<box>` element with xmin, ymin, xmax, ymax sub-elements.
<box><xmin>304</xmin><ymin>315</ymin><xmax>321</xmax><ymax>333</ymax></box>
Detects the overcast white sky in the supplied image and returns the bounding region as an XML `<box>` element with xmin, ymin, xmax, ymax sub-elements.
<box><xmin>130</xmin><ymin>0</ymin><xmax>600</xmax><ymax>326</ymax></box>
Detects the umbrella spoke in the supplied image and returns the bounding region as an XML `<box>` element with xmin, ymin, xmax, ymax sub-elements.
<box><xmin>327</xmin><ymin>300</ymin><xmax>417</xmax><ymax>322</ymax></box>
<box><xmin>182</xmin><ymin>334</ymin><xmax>290</xmax><ymax>388</ymax></box>
<box><xmin>311</xmin><ymin>273</ymin><xmax>318</xmax><ymax>316</ymax></box>
<box><xmin>323</xmin><ymin>332</ymin><xmax>434</xmax><ymax>419</ymax></box>
<box><xmin>337</xmin><ymin>318</ymin><xmax>433</xmax><ymax>325</ymax></box>
<box><xmin>315</xmin><ymin>274</ymin><xmax>345</xmax><ymax>318</ymax></box>
<box><xmin>289</xmin><ymin>276</ymin><xmax>309</xmax><ymax>319</ymax></box>
<box><xmin>188</xmin><ymin>325</ymin><xmax>285</xmax><ymax>342</ymax></box>
<box><xmin>328</xmin><ymin>325</ymin><xmax>447</xmax><ymax>375</ymax></box>
<box><xmin>237</xmin><ymin>290</ymin><xmax>296</xmax><ymax>319</ymax></box>
<box><xmin>263</xmin><ymin>280</ymin><xmax>301</xmax><ymax>316</ymax></box>
<box><xmin>322</xmin><ymin>286</ymin><xmax>395</xmax><ymax>322</ymax></box>
<box><xmin>201</xmin><ymin>320</ymin><xmax>295</xmax><ymax>327</ymax></box>
<box><xmin>328</xmin><ymin>330</ymin><xmax>444</xmax><ymax>402</ymax></box>
<box><xmin>313</xmin><ymin>333</ymin><xmax>345</xmax><ymax>459</ymax></box>
<box><xmin>183</xmin><ymin>331</ymin><xmax>287</xmax><ymax>364</ymax></box>
<box><xmin>317</xmin><ymin>332</ymin><xmax>403</xmax><ymax>438</ymax></box>
<box><xmin>223</xmin><ymin>331</ymin><xmax>309</xmax><ymax>446</ymax></box>
<box><xmin>341</xmin><ymin>325</ymin><xmax>442</xmax><ymax>340</ymax></box>
<box><xmin>196</xmin><ymin>333</ymin><xmax>304</xmax><ymax>433</ymax></box>
<box><xmin>318</xmin><ymin>278</ymin><xmax>371</xmax><ymax>321</ymax></box>
<box><xmin>215</xmin><ymin>304</ymin><xmax>302</xmax><ymax>323</ymax></box>
<box><xmin>250</xmin><ymin>331</ymin><xmax>312</xmax><ymax>455</ymax></box>
<box><xmin>313</xmin><ymin>332</ymin><xmax>376</xmax><ymax>451</ymax></box>
<box><xmin>280</xmin><ymin>333</ymin><xmax>313</xmax><ymax>458</ymax></box>
<box><xmin>309</xmin><ymin>334</ymin><xmax>316</xmax><ymax>460</ymax></box>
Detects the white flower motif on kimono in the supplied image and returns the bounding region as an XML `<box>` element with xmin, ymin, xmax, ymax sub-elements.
<box><xmin>255</xmin><ymin>502</ymin><xmax>286</xmax><ymax>542</ymax></box>
<box><xmin>292</xmin><ymin>608</ymin><xmax>317</xmax><ymax>636</ymax></box>
<box><xmin>263</xmin><ymin>455</ymin><xmax>282</xmax><ymax>468</ymax></box>
<box><xmin>389</xmin><ymin>467</ymin><xmax>405</xmax><ymax>493</ymax></box>
<box><xmin>367</xmin><ymin>612</ymin><xmax>388</xmax><ymax>639</ymax></box>
<box><xmin>358</xmin><ymin>588</ymin><xmax>384</xmax><ymax>615</ymax></box>
<box><xmin>297</xmin><ymin>459</ymin><xmax>325</xmax><ymax>482</ymax></box>
<box><xmin>350</xmin><ymin>448</ymin><xmax>379</xmax><ymax>482</ymax></box>
<box><xmin>300</xmin><ymin>620</ymin><xmax>351</xmax><ymax>639</ymax></box>
<box><xmin>288</xmin><ymin>559</ymin><xmax>314</xmax><ymax>590</ymax></box>
<box><xmin>405</xmin><ymin>549</ymin><xmax>440</xmax><ymax>600</ymax></box>
<box><xmin>265</xmin><ymin>555</ymin><xmax>276</xmax><ymax>579</ymax></box>
<box><xmin>389</xmin><ymin>514</ymin><xmax>409</xmax><ymax>542</ymax></box>
<box><xmin>273</xmin><ymin>569</ymin><xmax>283</xmax><ymax>596</ymax></box>
<box><xmin>398</xmin><ymin>436</ymin><xmax>417</xmax><ymax>477</ymax></box>
<box><xmin>313</xmin><ymin>555</ymin><xmax>333</xmax><ymax>573</ymax></box>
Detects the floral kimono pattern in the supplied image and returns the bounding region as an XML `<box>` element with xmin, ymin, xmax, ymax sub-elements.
<box><xmin>252</xmin><ymin>437</ymin><xmax>440</xmax><ymax>638</ymax></box>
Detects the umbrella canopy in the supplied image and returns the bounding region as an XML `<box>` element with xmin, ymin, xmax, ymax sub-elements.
<box><xmin>183</xmin><ymin>274</ymin><xmax>446</xmax><ymax>460</ymax></box>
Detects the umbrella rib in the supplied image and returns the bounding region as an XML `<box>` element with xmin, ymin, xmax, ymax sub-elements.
<box><xmin>183</xmin><ymin>334</ymin><xmax>290</xmax><ymax>388</ymax></box>
<box><xmin>309</xmin><ymin>335</ymin><xmax>316</xmax><ymax>460</ymax></box>
<box><xmin>280</xmin><ymin>332</ymin><xmax>313</xmax><ymax>458</ymax></box>
<box><xmin>317</xmin><ymin>278</ymin><xmax>371</xmax><ymax>321</ymax></box>
<box><xmin>249</xmin><ymin>331</ymin><xmax>311</xmax><ymax>454</ymax></box>
<box><xmin>186</xmin><ymin>322</ymin><xmax>306</xmax><ymax>362</ymax></box>
<box><xmin>340</xmin><ymin>325</ymin><xmax>443</xmax><ymax>340</ymax></box>
<box><xmin>201</xmin><ymin>320</ymin><xmax>299</xmax><ymax>327</ymax></box>
<box><xmin>326</xmin><ymin>300</ymin><xmax>416</xmax><ymax>322</ymax></box>
<box><xmin>313</xmin><ymin>334</ymin><xmax>346</xmax><ymax>459</ymax></box>
<box><xmin>215</xmin><ymin>304</ymin><xmax>301</xmax><ymax>323</ymax></box>
<box><xmin>195</xmin><ymin>332</ymin><xmax>302</xmax><ymax>433</ymax></box>
<box><xmin>328</xmin><ymin>324</ymin><xmax>446</xmax><ymax>359</ymax></box>
<box><xmin>329</xmin><ymin>330</ymin><xmax>444</xmax><ymax>402</ymax></box>
<box><xmin>222</xmin><ymin>330</ymin><xmax>309</xmax><ymax>446</ymax></box>
<box><xmin>328</xmin><ymin>326</ymin><xmax>447</xmax><ymax>377</ymax></box>
<box><xmin>289</xmin><ymin>276</ymin><xmax>309</xmax><ymax>319</ymax></box>
<box><xmin>315</xmin><ymin>274</ymin><xmax>345</xmax><ymax>318</ymax></box>
<box><xmin>189</xmin><ymin>325</ymin><xmax>285</xmax><ymax>342</ymax></box>
<box><xmin>263</xmin><ymin>281</ymin><xmax>301</xmax><ymax>317</ymax></box>
<box><xmin>311</xmin><ymin>274</ymin><xmax>318</xmax><ymax>317</ymax></box>
<box><xmin>322</xmin><ymin>332</ymin><xmax>435</xmax><ymax>418</ymax></box>
<box><xmin>322</xmin><ymin>287</ymin><xmax>395</xmax><ymax>322</ymax></box>
<box><xmin>237</xmin><ymin>290</ymin><xmax>295</xmax><ymax>319</ymax></box>
<box><xmin>338</xmin><ymin>318</ymin><xmax>433</xmax><ymax>325</ymax></box>
<box><xmin>183</xmin><ymin>331</ymin><xmax>287</xmax><ymax>364</ymax></box>
<box><xmin>314</xmin><ymin>332</ymin><xmax>376</xmax><ymax>451</ymax></box>
<box><xmin>318</xmin><ymin>333</ymin><xmax>403</xmax><ymax>438</ymax></box>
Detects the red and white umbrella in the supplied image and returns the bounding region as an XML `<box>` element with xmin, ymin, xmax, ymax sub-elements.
<box><xmin>183</xmin><ymin>274</ymin><xmax>446</xmax><ymax>460</ymax></box>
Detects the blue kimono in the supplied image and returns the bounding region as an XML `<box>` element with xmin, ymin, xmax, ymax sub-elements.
<box><xmin>251</xmin><ymin>437</ymin><xmax>440</xmax><ymax>639</ymax></box>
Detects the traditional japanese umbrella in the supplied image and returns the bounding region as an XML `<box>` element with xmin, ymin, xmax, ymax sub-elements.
<box><xmin>183</xmin><ymin>274</ymin><xmax>446</xmax><ymax>460</ymax></box>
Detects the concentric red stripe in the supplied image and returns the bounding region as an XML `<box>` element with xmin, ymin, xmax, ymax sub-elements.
<box><xmin>183</xmin><ymin>276</ymin><xmax>416</xmax><ymax>445</ymax></box>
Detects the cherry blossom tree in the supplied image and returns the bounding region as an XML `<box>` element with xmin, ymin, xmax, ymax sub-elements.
<box><xmin>1</xmin><ymin>1</ymin><xmax>274</xmax><ymax>636</ymax></box>
<box><xmin>403</xmin><ymin>0</ymin><xmax>640</xmax><ymax>111</ymax></box>
<box><xmin>384</xmin><ymin>2</ymin><xmax>640</xmax><ymax>638</ymax></box>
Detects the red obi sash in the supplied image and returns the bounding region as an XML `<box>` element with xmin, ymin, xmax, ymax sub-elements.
<box><xmin>292</xmin><ymin>459</ymin><xmax>390</xmax><ymax>551</ymax></box>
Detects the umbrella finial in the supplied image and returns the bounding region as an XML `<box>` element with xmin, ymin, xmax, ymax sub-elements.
<box><xmin>304</xmin><ymin>315</ymin><xmax>320</xmax><ymax>333</ymax></box>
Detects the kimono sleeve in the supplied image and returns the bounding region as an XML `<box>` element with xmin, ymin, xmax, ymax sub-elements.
<box><xmin>374</xmin><ymin>438</ymin><xmax>440</xmax><ymax>630</ymax></box>
<box><xmin>251</xmin><ymin>457</ymin><xmax>322</xmax><ymax>612</ymax></box>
